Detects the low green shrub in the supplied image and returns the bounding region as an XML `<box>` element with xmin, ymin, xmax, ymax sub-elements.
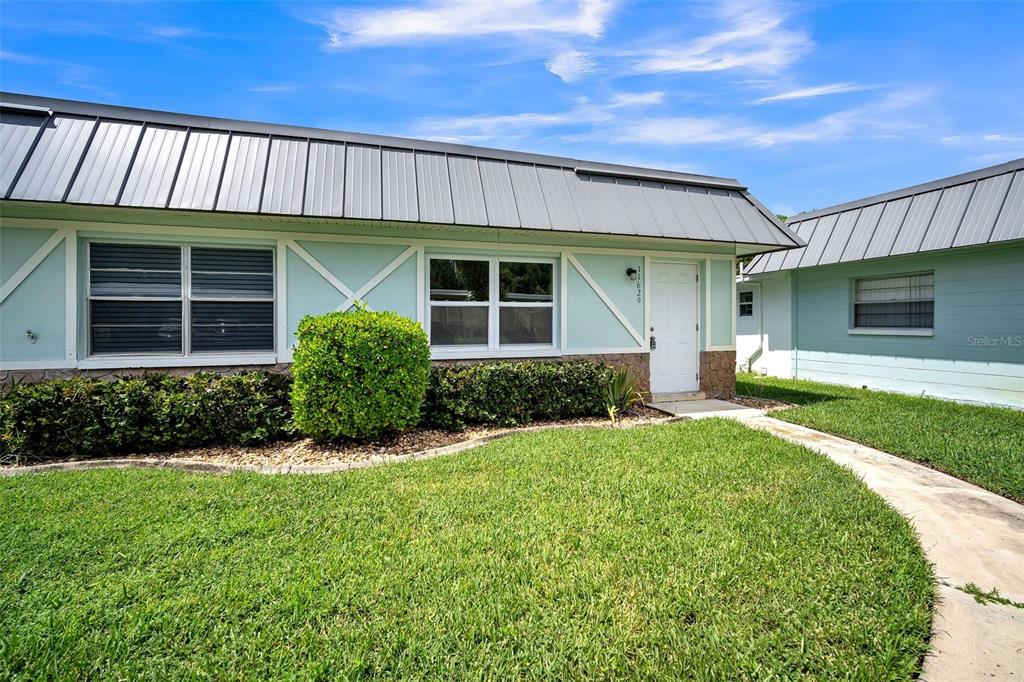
<box><xmin>423</xmin><ymin>360</ymin><xmax>613</xmax><ymax>430</ymax></box>
<box><xmin>0</xmin><ymin>371</ymin><xmax>293</xmax><ymax>464</ymax></box>
<box><xmin>604</xmin><ymin>368</ymin><xmax>644</xmax><ymax>423</ymax></box>
<box><xmin>291</xmin><ymin>308</ymin><xmax>431</xmax><ymax>441</ymax></box>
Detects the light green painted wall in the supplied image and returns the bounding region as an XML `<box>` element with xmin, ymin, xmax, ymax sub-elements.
<box><xmin>709</xmin><ymin>259</ymin><xmax>734</xmax><ymax>347</ymax></box>
<box><xmin>1</xmin><ymin>228</ymin><xmax>66</xmax><ymax>364</ymax></box>
<box><xmin>791</xmin><ymin>242</ymin><xmax>1024</xmax><ymax>407</ymax></box>
<box><xmin>1</xmin><ymin>205</ymin><xmax>742</xmax><ymax>365</ymax></box>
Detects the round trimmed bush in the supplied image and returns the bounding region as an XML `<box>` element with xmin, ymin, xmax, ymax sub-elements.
<box><xmin>291</xmin><ymin>307</ymin><xmax>430</xmax><ymax>440</ymax></box>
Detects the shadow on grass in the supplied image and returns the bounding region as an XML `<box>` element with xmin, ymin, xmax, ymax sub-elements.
<box><xmin>735</xmin><ymin>377</ymin><xmax>854</xmax><ymax>407</ymax></box>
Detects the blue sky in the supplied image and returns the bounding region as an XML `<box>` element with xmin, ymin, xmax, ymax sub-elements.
<box><xmin>2</xmin><ymin>0</ymin><xmax>1022</xmax><ymax>216</ymax></box>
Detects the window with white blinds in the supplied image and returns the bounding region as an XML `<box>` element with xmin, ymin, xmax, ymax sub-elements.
<box><xmin>853</xmin><ymin>272</ymin><xmax>934</xmax><ymax>329</ymax></box>
<box><xmin>88</xmin><ymin>243</ymin><xmax>274</xmax><ymax>356</ymax></box>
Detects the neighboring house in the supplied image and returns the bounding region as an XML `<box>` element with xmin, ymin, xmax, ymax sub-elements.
<box><xmin>739</xmin><ymin>159</ymin><xmax>1024</xmax><ymax>408</ymax></box>
<box><xmin>0</xmin><ymin>93</ymin><xmax>801</xmax><ymax>398</ymax></box>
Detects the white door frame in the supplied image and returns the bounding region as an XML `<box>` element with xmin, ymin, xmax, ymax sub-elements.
<box><xmin>649</xmin><ymin>260</ymin><xmax>700</xmax><ymax>394</ymax></box>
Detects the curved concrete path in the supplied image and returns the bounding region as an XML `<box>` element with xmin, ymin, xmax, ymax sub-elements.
<box><xmin>744</xmin><ymin>415</ymin><xmax>1024</xmax><ymax>681</ymax></box>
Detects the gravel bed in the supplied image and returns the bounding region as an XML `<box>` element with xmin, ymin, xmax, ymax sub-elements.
<box><xmin>731</xmin><ymin>394</ymin><xmax>793</xmax><ymax>411</ymax></box>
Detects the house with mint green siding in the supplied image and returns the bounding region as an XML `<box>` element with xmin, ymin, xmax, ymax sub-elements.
<box><xmin>738</xmin><ymin>158</ymin><xmax>1024</xmax><ymax>408</ymax></box>
<box><xmin>0</xmin><ymin>93</ymin><xmax>802</xmax><ymax>399</ymax></box>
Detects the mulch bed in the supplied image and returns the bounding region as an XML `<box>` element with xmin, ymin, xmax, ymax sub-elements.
<box><xmin>4</xmin><ymin>405</ymin><xmax>672</xmax><ymax>470</ymax></box>
<box><xmin>731</xmin><ymin>394</ymin><xmax>794</xmax><ymax>411</ymax></box>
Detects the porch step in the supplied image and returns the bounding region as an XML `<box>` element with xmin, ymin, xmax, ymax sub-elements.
<box><xmin>649</xmin><ymin>391</ymin><xmax>706</xmax><ymax>403</ymax></box>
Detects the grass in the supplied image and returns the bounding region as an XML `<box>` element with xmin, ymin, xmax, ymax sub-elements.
<box><xmin>0</xmin><ymin>420</ymin><xmax>933</xmax><ymax>680</ymax></box>
<box><xmin>737</xmin><ymin>373</ymin><xmax>1024</xmax><ymax>502</ymax></box>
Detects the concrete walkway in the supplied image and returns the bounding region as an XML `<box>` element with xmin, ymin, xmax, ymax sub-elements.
<box><xmin>648</xmin><ymin>397</ymin><xmax>763</xmax><ymax>420</ymax></box>
<box><xmin>743</xmin><ymin>415</ymin><xmax>1024</xmax><ymax>681</ymax></box>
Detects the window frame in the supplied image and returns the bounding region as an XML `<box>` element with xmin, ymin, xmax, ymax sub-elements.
<box><xmin>738</xmin><ymin>290</ymin><xmax>754</xmax><ymax>317</ymax></box>
<box><xmin>850</xmin><ymin>271</ymin><xmax>934</xmax><ymax>333</ymax></box>
<box><xmin>86</xmin><ymin>241</ymin><xmax>276</xmax><ymax>359</ymax></box>
<box><xmin>427</xmin><ymin>254</ymin><xmax>558</xmax><ymax>354</ymax></box>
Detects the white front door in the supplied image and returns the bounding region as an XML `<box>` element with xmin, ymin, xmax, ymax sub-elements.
<box><xmin>649</xmin><ymin>262</ymin><xmax>699</xmax><ymax>394</ymax></box>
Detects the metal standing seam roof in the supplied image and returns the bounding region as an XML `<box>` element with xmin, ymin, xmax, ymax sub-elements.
<box><xmin>0</xmin><ymin>92</ymin><xmax>801</xmax><ymax>253</ymax></box>
<box><xmin>745</xmin><ymin>157</ymin><xmax>1024</xmax><ymax>274</ymax></box>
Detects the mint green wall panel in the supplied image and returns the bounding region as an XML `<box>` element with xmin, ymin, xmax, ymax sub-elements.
<box><xmin>572</xmin><ymin>253</ymin><xmax>644</xmax><ymax>336</ymax></box>
<box><xmin>362</xmin><ymin>257</ymin><xmax>417</xmax><ymax>320</ymax></box>
<box><xmin>295</xmin><ymin>240</ymin><xmax>409</xmax><ymax>291</ymax></box>
<box><xmin>709</xmin><ymin>259</ymin><xmax>733</xmax><ymax>347</ymax></box>
<box><xmin>792</xmin><ymin>242</ymin><xmax>1024</xmax><ymax>406</ymax></box>
<box><xmin>1</xmin><ymin>241</ymin><xmax>66</xmax><ymax>363</ymax></box>
<box><xmin>285</xmin><ymin>249</ymin><xmax>346</xmax><ymax>349</ymax></box>
<box><xmin>1</xmin><ymin>227</ymin><xmax>56</xmax><ymax>284</ymax></box>
<box><xmin>566</xmin><ymin>262</ymin><xmax>639</xmax><ymax>349</ymax></box>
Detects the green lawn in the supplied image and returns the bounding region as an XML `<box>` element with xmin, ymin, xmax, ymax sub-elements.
<box><xmin>0</xmin><ymin>420</ymin><xmax>933</xmax><ymax>680</ymax></box>
<box><xmin>737</xmin><ymin>372</ymin><xmax>1024</xmax><ymax>502</ymax></box>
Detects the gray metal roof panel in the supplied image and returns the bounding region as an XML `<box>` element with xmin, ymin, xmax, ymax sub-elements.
<box><xmin>707</xmin><ymin>188</ymin><xmax>758</xmax><ymax>244</ymax></box>
<box><xmin>816</xmin><ymin>209</ymin><xmax>859</xmax><ymax>266</ymax></box>
<box><xmin>120</xmin><ymin>125</ymin><xmax>188</xmax><ymax>207</ymax></box>
<box><xmin>382</xmin><ymin>147</ymin><xmax>418</xmax><ymax>222</ymax></box>
<box><xmin>743</xmin><ymin>158</ymin><xmax>1024</xmax><ymax>276</ymax></box>
<box><xmin>478</xmin><ymin>158</ymin><xmax>520</xmax><ymax>228</ymax></box>
<box><xmin>414</xmin><ymin>151</ymin><xmax>454</xmax><ymax>224</ymax></box>
<box><xmin>261</xmin><ymin>137</ymin><xmax>307</xmax><ymax>215</ymax></box>
<box><xmin>890</xmin><ymin>189</ymin><xmax>942</xmax><ymax>256</ymax></box>
<box><xmin>10</xmin><ymin>114</ymin><xmax>95</xmax><ymax>201</ymax></box>
<box><xmin>920</xmin><ymin>182</ymin><xmax>973</xmax><ymax>252</ymax></box>
<box><xmin>506</xmin><ymin>162</ymin><xmax>551</xmax><ymax>229</ymax></box>
<box><xmin>638</xmin><ymin>181</ymin><xmax>679</xmax><ymax>236</ymax></box>
<box><xmin>534</xmin><ymin>165</ymin><xmax>581</xmax><ymax>231</ymax></box>
<box><xmin>343</xmin><ymin>144</ymin><xmax>381</xmax><ymax>220</ymax></box>
<box><xmin>839</xmin><ymin>202</ymin><xmax>884</xmax><ymax>262</ymax></box>
<box><xmin>303</xmin><ymin>140</ymin><xmax>345</xmax><ymax>217</ymax></box>
<box><xmin>990</xmin><ymin>170</ymin><xmax>1024</xmax><ymax>243</ymax></box>
<box><xmin>0</xmin><ymin>92</ymin><xmax>800</xmax><ymax>253</ymax></box>
<box><xmin>614</xmin><ymin>178</ymin><xmax>661</xmax><ymax>237</ymax></box>
<box><xmin>662</xmin><ymin>184</ymin><xmax>715</xmax><ymax>241</ymax></box>
<box><xmin>861</xmin><ymin>196</ymin><xmax>911</xmax><ymax>260</ymax></box>
<box><xmin>780</xmin><ymin>219</ymin><xmax>817</xmax><ymax>270</ymax></box>
<box><xmin>66</xmin><ymin>120</ymin><xmax>143</xmax><ymax>205</ymax></box>
<box><xmin>0</xmin><ymin>111</ymin><xmax>46</xmax><ymax>197</ymax></box>
<box><xmin>216</xmin><ymin>134</ymin><xmax>269</xmax><ymax>213</ymax></box>
<box><xmin>447</xmin><ymin>155</ymin><xmax>487</xmax><ymax>226</ymax></box>
<box><xmin>798</xmin><ymin>213</ymin><xmax>839</xmax><ymax>267</ymax></box>
<box><xmin>953</xmin><ymin>173</ymin><xmax>1013</xmax><ymax>247</ymax></box>
<box><xmin>1</xmin><ymin>91</ymin><xmax>744</xmax><ymax>190</ymax></box>
<box><xmin>169</xmin><ymin>129</ymin><xmax>230</xmax><ymax>211</ymax></box>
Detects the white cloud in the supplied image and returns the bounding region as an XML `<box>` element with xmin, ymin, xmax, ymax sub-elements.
<box><xmin>631</xmin><ymin>1</ymin><xmax>810</xmax><ymax>74</ymax></box>
<box><xmin>615</xmin><ymin>89</ymin><xmax>933</xmax><ymax>147</ymax></box>
<box><xmin>752</xmin><ymin>83</ymin><xmax>869</xmax><ymax>104</ymax></box>
<box><xmin>413</xmin><ymin>90</ymin><xmax>661</xmax><ymax>143</ymax></box>
<box><xmin>607</xmin><ymin>91</ymin><xmax>664</xmax><ymax>108</ymax></box>
<box><xmin>149</xmin><ymin>25</ymin><xmax>194</xmax><ymax>39</ymax></box>
<box><xmin>319</xmin><ymin>0</ymin><xmax>613</xmax><ymax>49</ymax></box>
<box><xmin>248</xmin><ymin>84</ymin><xmax>299</xmax><ymax>93</ymax></box>
<box><xmin>547</xmin><ymin>49</ymin><xmax>594</xmax><ymax>82</ymax></box>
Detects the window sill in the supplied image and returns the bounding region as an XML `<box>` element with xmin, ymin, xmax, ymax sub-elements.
<box><xmin>847</xmin><ymin>328</ymin><xmax>933</xmax><ymax>337</ymax></box>
<box><xmin>78</xmin><ymin>353</ymin><xmax>280</xmax><ymax>370</ymax></box>
<box><xmin>430</xmin><ymin>347</ymin><xmax>562</xmax><ymax>361</ymax></box>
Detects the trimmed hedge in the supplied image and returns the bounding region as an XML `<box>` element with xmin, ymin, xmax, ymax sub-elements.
<box><xmin>0</xmin><ymin>371</ymin><xmax>293</xmax><ymax>465</ymax></box>
<box><xmin>423</xmin><ymin>360</ymin><xmax>613</xmax><ymax>430</ymax></box>
<box><xmin>291</xmin><ymin>308</ymin><xmax>431</xmax><ymax>441</ymax></box>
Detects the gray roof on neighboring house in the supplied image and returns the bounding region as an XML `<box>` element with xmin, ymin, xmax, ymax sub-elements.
<box><xmin>745</xmin><ymin>157</ymin><xmax>1024</xmax><ymax>274</ymax></box>
<box><xmin>0</xmin><ymin>93</ymin><xmax>801</xmax><ymax>252</ymax></box>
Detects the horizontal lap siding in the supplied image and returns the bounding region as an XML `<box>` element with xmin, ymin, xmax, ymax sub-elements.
<box><xmin>792</xmin><ymin>242</ymin><xmax>1024</xmax><ymax>406</ymax></box>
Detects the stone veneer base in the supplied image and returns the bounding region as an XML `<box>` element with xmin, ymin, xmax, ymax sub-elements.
<box><xmin>699</xmin><ymin>350</ymin><xmax>737</xmax><ymax>399</ymax></box>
